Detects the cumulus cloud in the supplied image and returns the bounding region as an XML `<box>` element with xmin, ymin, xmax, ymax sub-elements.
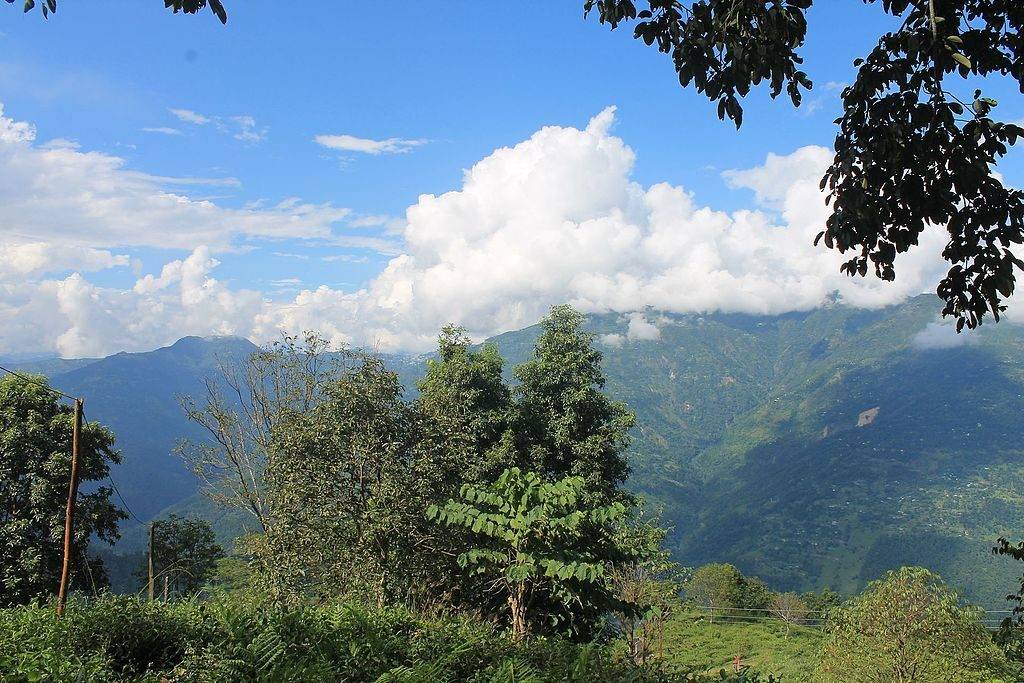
<box><xmin>314</xmin><ymin>134</ymin><xmax>428</xmax><ymax>155</ymax></box>
<box><xmin>0</xmin><ymin>241</ymin><xmax>129</xmax><ymax>280</ymax></box>
<box><xmin>0</xmin><ymin>104</ymin><xmax>991</xmax><ymax>358</ymax></box>
<box><xmin>0</xmin><ymin>247</ymin><xmax>266</xmax><ymax>358</ymax></box>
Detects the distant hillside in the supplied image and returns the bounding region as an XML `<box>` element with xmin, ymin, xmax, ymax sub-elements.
<box><xmin>13</xmin><ymin>296</ymin><xmax>1024</xmax><ymax>605</ymax></box>
<box><xmin>482</xmin><ymin>296</ymin><xmax>1024</xmax><ymax>607</ymax></box>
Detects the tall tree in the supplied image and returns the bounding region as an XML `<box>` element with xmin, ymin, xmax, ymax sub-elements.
<box><xmin>136</xmin><ymin>514</ymin><xmax>224</xmax><ymax>599</ymax></box>
<box><xmin>683</xmin><ymin>563</ymin><xmax>745</xmax><ymax>624</ymax></box>
<box><xmin>512</xmin><ymin>305</ymin><xmax>635</xmax><ymax>506</ymax></box>
<box><xmin>0</xmin><ymin>374</ymin><xmax>124</xmax><ymax>606</ymax></box>
<box><xmin>414</xmin><ymin>325</ymin><xmax>512</xmax><ymax>490</ymax></box>
<box><xmin>588</xmin><ymin>1</ymin><xmax>1024</xmax><ymax>331</ymax></box>
<box><xmin>180</xmin><ymin>332</ymin><xmax>341</xmax><ymax>532</ymax></box>
<box><xmin>257</xmin><ymin>355</ymin><xmax>428</xmax><ymax>605</ymax></box>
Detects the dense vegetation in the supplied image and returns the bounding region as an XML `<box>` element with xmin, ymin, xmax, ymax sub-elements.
<box><xmin>8</xmin><ymin>295</ymin><xmax>1024</xmax><ymax>606</ymax></box>
<box><xmin>0</xmin><ymin>595</ymin><xmax>682</xmax><ymax>682</ymax></box>
<box><xmin>0</xmin><ymin>307</ymin><xmax>801</xmax><ymax>680</ymax></box>
<box><xmin>2</xmin><ymin>307</ymin><xmax>1024</xmax><ymax>679</ymax></box>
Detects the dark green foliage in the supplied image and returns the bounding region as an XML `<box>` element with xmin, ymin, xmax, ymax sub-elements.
<box><xmin>586</xmin><ymin>1</ymin><xmax>1024</xmax><ymax>330</ymax></box>
<box><xmin>0</xmin><ymin>595</ymin><xmax>208</xmax><ymax>680</ymax></box>
<box><xmin>0</xmin><ymin>595</ymin><xmax>772</xmax><ymax>682</ymax></box>
<box><xmin>429</xmin><ymin>467</ymin><xmax>631</xmax><ymax>641</ymax></box>
<box><xmin>257</xmin><ymin>354</ymin><xmax>433</xmax><ymax>604</ymax></box>
<box><xmin>512</xmin><ymin>305</ymin><xmax>636</xmax><ymax>507</ymax></box>
<box><xmin>585</xmin><ymin>0</ymin><xmax>812</xmax><ymax>129</ymax></box>
<box><xmin>415</xmin><ymin>325</ymin><xmax>513</xmax><ymax>493</ymax></box>
<box><xmin>0</xmin><ymin>374</ymin><xmax>125</xmax><ymax>606</ymax></box>
<box><xmin>992</xmin><ymin>536</ymin><xmax>1024</xmax><ymax>655</ymax></box>
<box><xmin>822</xmin><ymin>2</ymin><xmax>1024</xmax><ymax>332</ymax></box>
<box><xmin>800</xmin><ymin>588</ymin><xmax>842</xmax><ymax>616</ymax></box>
<box><xmin>682</xmin><ymin>564</ymin><xmax>781</xmax><ymax>622</ymax></box>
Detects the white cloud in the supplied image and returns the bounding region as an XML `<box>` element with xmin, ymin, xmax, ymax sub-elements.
<box><xmin>0</xmin><ymin>241</ymin><xmax>129</xmax><ymax>279</ymax></box>
<box><xmin>627</xmin><ymin>313</ymin><xmax>661</xmax><ymax>341</ymax></box>
<box><xmin>599</xmin><ymin>333</ymin><xmax>625</xmax><ymax>348</ymax></box>
<box><xmin>321</xmin><ymin>253</ymin><xmax>369</xmax><ymax>263</ymax></box>
<box><xmin>142</xmin><ymin>127</ymin><xmax>183</xmax><ymax>136</ymax></box>
<box><xmin>168</xmin><ymin>108</ymin><xmax>266</xmax><ymax>142</ymax></box>
<box><xmin>348</xmin><ymin>214</ymin><xmax>392</xmax><ymax>228</ymax></box>
<box><xmin>314</xmin><ymin>134</ymin><xmax>427</xmax><ymax>155</ymax></box>
<box><xmin>169</xmin><ymin>108</ymin><xmax>211</xmax><ymax>125</ymax></box>
<box><xmin>912</xmin><ymin>321</ymin><xmax>979</xmax><ymax>350</ymax></box>
<box><xmin>0</xmin><ymin>105</ymin><xmax>350</xmax><ymax>251</ymax></box>
<box><xmin>0</xmin><ymin>104</ymin><xmax>994</xmax><ymax>358</ymax></box>
<box><xmin>230</xmin><ymin>115</ymin><xmax>267</xmax><ymax>143</ymax></box>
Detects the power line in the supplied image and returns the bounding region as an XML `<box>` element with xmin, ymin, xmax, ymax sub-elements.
<box><xmin>0</xmin><ymin>363</ymin><xmax>79</xmax><ymax>401</ymax></box>
<box><xmin>77</xmin><ymin>403</ymin><xmax>143</xmax><ymax>526</ymax></box>
<box><xmin>107</xmin><ymin>474</ymin><xmax>145</xmax><ymax>525</ymax></box>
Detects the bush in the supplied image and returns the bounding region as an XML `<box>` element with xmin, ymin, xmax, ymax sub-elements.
<box><xmin>0</xmin><ymin>595</ymin><xmax>782</xmax><ymax>682</ymax></box>
<box><xmin>817</xmin><ymin>567</ymin><xmax>1019</xmax><ymax>682</ymax></box>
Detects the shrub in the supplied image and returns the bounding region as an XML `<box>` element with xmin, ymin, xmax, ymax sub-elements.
<box><xmin>0</xmin><ymin>595</ymin><xmax>781</xmax><ymax>682</ymax></box>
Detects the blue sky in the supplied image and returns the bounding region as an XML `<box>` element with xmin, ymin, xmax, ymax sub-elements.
<box><xmin>1</xmin><ymin>1</ymin><xmax>1021</xmax><ymax>357</ymax></box>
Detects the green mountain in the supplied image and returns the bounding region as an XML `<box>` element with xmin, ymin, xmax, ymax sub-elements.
<box><xmin>485</xmin><ymin>296</ymin><xmax>1024</xmax><ymax>608</ymax></box>
<box><xmin>9</xmin><ymin>295</ymin><xmax>1024</xmax><ymax>605</ymax></box>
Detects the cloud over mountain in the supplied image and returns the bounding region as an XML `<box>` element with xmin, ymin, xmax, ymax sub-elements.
<box><xmin>0</xmin><ymin>104</ymin><xmax>976</xmax><ymax>357</ymax></box>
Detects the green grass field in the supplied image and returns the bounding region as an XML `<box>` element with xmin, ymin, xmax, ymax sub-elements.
<box><xmin>658</xmin><ymin>612</ymin><xmax>824</xmax><ymax>681</ymax></box>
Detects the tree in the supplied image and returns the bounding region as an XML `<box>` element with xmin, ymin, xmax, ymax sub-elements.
<box><xmin>801</xmin><ymin>587</ymin><xmax>842</xmax><ymax>616</ymax></box>
<box><xmin>180</xmin><ymin>332</ymin><xmax>341</xmax><ymax>532</ymax></box>
<box><xmin>683</xmin><ymin>563</ymin><xmax>745</xmax><ymax>623</ymax></box>
<box><xmin>136</xmin><ymin>514</ymin><xmax>224</xmax><ymax>598</ymax></box>
<box><xmin>257</xmin><ymin>355</ymin><xmax>430</xmax><ymax>605</ymax></box>
<box><xmin>993</xmin><ymin>536</ymin><xmax>1024</xmax><ymax>660</ymax></box>
<box><xmin>818</xmin><ymin>566</ymin><xmax>1014</xmax><ymax>682</ymax></box>
<box><xmin>769</xmin><ymin>592</ymin><xmax>809</xmax><ymax>637</ymax></box>
<box><xmin>414</xmin><ymin>325</ymin><xmax>512</xmax><ymax>492</ymax></box>
<box><xmin>610</xmin><ymin>510</ymin><xmax>687</xmax><ymax>666</ymax></box>
<box><xmin>738</xmin><ymin>575</ymin><xmax>774</xmax><ymax>615</ymax></box>
<box><xmin>0</xmin><ymin>374</ymin><xmax>124</xmax><ymax>606</ymax></box>
<box><xmin>512</xmin><ymin>305</ymin><xmax>635</xmax><ymax>507</ymax></box>
<box><xmin>427</xmin><ymin>467</ymin><xmax>630</xmax><ymax>641</ymax></box>
<box><xmin>587</xmin><ymin>1</ymin><xmax>1024</xmax><ymax>331</ymax></box>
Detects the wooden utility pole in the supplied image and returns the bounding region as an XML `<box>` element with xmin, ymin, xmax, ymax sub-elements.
<box><xmin>148</xmin><ymin>521</ymin><xmax>156</xmax><ymax>602</ymax></box>
<box><xmin>56</xmin><ymin>398</ymin><xmax>83</xmax><ymax>617</ymax></box>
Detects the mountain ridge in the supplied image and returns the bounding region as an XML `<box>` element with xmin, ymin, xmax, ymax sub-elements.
<box><xmin>7</xmin><ymin>295</ymin><xmax>1024</xmax><ymax>605</ymax></box>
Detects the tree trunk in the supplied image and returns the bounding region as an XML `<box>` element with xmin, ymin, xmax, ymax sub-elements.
<box><xmin>509</xmin><ymin>584</ymin><xmax>529</xmax><ymax>642</ymax></box>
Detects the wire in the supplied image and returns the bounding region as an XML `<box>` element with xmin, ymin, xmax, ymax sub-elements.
<box><xmin>107</xmin><ymin>474</ymin><xmax>146</xmax><ymax>525</ymax></box>
<box><xmin>0</xmin><ymin>363</ymin><xmax>80</xmax><ymax>401</ymax></box>
<box><xmin>76</xmin><ymin>403</ymin><xmax>144</xmax><ymax>527</ymax></box>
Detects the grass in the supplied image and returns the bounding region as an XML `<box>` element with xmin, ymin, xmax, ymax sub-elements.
<box><xmin>657</xmin><ymin>611</ymin><xmax>823</xmax><ymax>682</ymax></box>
